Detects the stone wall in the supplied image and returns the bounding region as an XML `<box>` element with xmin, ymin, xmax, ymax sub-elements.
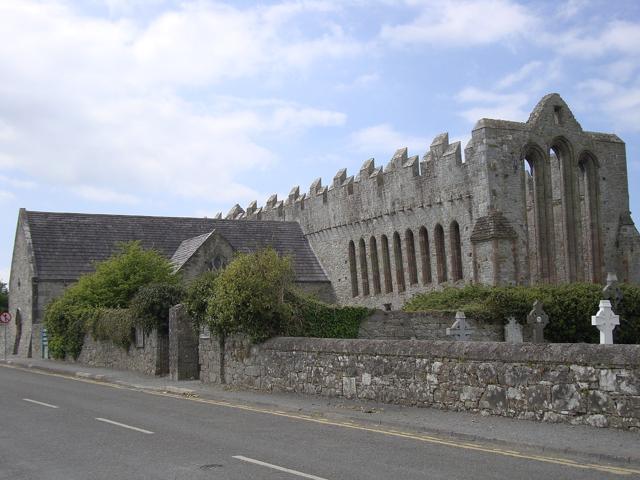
<box><xmin>199</xmin><ymin>336</ymin><xmax>640</xmax><ymax>430</ymax></box>
<box><xmin>75</xmin><ymin>330</ymin><xmax>169</xmax><ymax>376</ymax></box>
<box><xmin>357</xmin><ymin>310</ymin><xmax>502</xmax><ymax>341</ymax></box>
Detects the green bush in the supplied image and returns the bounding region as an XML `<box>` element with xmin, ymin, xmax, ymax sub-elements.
<box><xmin>206</xmin><ymin>248</ymin><xmax>294</xmax><ymax>342</ymax></box>
<box><xmin>44</xmin><ymin>241</ymin><xmax>179</xmax><ymax>359</ymax></box>
<box><xmin>87</xmin><ymin>308</ymin><xmax>135</xmax><ymax>350</ymax></box>
<box><xmin>284</xmin><ymin>290</ymin><xmax>371</xmax><ymax>338</ymax></box>
<box><xmin>184</xmin><ymin>271</ymin><xmax>218</xmax><ymax>330</ymax></box>
<box><xmin>0</xmin><ymin>280</ymin><xmax>7</xmax><ymax>312</ymax></box>
<box><xmin>404</xmin><ymin>283</ymin><xmax>640</xmax><ymax>344</ymax></box>
<box><xmin>129</xmin><ymin>282</ymin><xmax>184</xmax><ymax>334</ymax></box>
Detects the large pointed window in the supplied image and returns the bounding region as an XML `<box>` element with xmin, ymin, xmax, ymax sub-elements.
<box><xmin>393</xmin><ymin>232</ymin><xmax>406</xmax><ymax>292</ymax></box>
<box><xmin>348</xmin><ymin>241</ymin><xmax>358</xmax><ymax>297</ymax></box>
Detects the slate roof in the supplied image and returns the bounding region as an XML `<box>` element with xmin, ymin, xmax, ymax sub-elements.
<box><xmin>24</xmin><ymin>210</ymin><xmax>328</xmax><ymax>283</ymax></box>
<box><xmin>170</xmin><ymin>231</ymin><xmax>215</xmax><ymax>271</ymax></box>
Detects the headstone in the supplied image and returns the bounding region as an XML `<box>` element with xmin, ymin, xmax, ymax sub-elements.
<box><xmin>527</xmin><ymin>300</ymin><xmax>548</xmax><ymax>343</ymax></box>
<box><xmin>591</xmin><ymin>300</ymin><xmax>619</xmax><ymax>345</ymax></box>
<box><xmin>446</xmin><ymin>311</ymin><xmax>474</xmax><ymax>341</ymax></box>
<box><xmin>602</xmin><ymin>272</ymin><xmax>623</xmax><ymax>310</ymax></box>
<box><xmin>504</xmin><ymin>316</ymin><xmax>523</xmax><ymax>343</ymax></box>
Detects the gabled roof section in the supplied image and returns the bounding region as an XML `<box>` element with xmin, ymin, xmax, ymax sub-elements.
<box><xmin>23</xmin><ymin>210</ymin><xmax>329</xmax><ymax>283</ymax></box>
<box><xmin>170</xmin><ymin>230</ymin><xmax>215</xmax><ymax>271</ymax></box>
<box><xmin>526</xmin><ymin>93</ymin><xmax>582</xmax><ymax>131</ymax></box>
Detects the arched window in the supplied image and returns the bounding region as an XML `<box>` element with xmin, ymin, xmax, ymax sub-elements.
<box><xmin>578</xmin><ymin>152</ymin><xmax>602</xmax><ymax>283</ymax></box>
<box><xmin>348</xmin><ymin>241</ymin><xmax>358</xmax><ymax>297</ymax></box>
<box><xmin>393</xmin><ymin>232</ymin><xmax>406</xmax><ymax>292</ymax></box>
<box><xmin>369</xmin><ymin>236</ymin><xmax>382</xmax><ymax>295</ymax></box>
<box><xmin>450</xmin><ymin>221</ymin><xmax>463</xmax><ymax>281</ymax></box>
<box><xmin>359</xmin><ymin>238</ymin><xmax>370</xmax><ymax>296</ymax></box>
<box><xmin>434</xmin><ymin>224</ymin><xmax>447</xmax><ymax>283</ymax></box>
<box><xmin>419</xmin><ymin>227</ymin><xmax>432</xmax><ymax>284</ymax></box>
<box><xmin>523</xmin><ymin>145</ymin><xmax>555</xmax><ymax>283</ymax></box>
<box><xmin>381</xmin><ymin>235</ymin><xmax>393</xmax><ymax>293</ymax></box>
<box><xmin>405</xmin><ymin>229</ymin><xmax>418</xmax><ymax>285</ymax></box>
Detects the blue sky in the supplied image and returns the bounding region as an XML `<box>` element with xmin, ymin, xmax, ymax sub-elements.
<box><xmin>2</xmin><ymin>0</ymin><xmax>640</xmax><ymax>285</ymax></box>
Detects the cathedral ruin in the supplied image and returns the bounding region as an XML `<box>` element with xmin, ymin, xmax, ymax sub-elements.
<box><xmin>221</xmin><ymin>93</ymin><xmax>640</xmax><ymax>308</ymax></box>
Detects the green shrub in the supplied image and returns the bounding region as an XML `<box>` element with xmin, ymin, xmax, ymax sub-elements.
<box><xmin>87</xmin><ymin>309</ymin><xmax>135</xmax><ymax>350</ymax></box>
<box><xmin>184</xmin><ymin>271</ymin><xmax>218</xmax><ymax>330</ymax></box>
<box><xmin>0</xmin><ymin>280</ymin><xmax>7</xmax><ymax>312</ymax></box>
<box><xmin>206</xmin><ymin>248</ymin><xmax>294</xmax><ymax>342</ymax></box>
<box><xmin>129</xmin><ymin>282</ymin><xmax>184</xmax><ymax>334</ymax></box>
<box><xmin>44</xmin><ymin>241</ymin><xmax>179</xmax><ymax>358</ymax></box>
<box><xmin>404</xmin><ymin>283</ymin><xmax>640</xmax><ymax>344</ymax></box>
<box><xmin>284</xmin><ymin>290</ymin><xmax>371</xmax><ymax>338</ymax></box>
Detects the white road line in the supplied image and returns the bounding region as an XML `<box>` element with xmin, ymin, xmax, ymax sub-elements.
<box><xmin>23</xmin><ymin>398</ymin><xmax>59</xmax><ymax>409</ymax></box>
<box><xmin>95</xmin><ymin>417</ymin><xmax>154</xmax><ymax>435</ymax></box>
<box><xmin>233</xmin><ymin>456</ymin><xmax>329</xmax><ymax>480</ymax></box>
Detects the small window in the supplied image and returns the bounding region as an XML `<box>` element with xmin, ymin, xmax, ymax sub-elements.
<box><xmin>553</xmin><ymin>105</ymin><xmax>563</xmax><ymax>125</ymax></box>
<box><xmin>135</xmin><ymin>327</ymin><xmax>145</xmax><ymax>348</ymax></box>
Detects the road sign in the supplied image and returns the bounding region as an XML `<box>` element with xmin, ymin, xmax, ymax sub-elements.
<box><xmin>0</xmin><ymin>312</ymin><xmax>11</xmax><ymax>324</ymax></box>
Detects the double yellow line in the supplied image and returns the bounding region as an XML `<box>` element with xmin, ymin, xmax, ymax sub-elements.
<box><xmin>3</xmin><ymin>363</ymin><xmax>639</xmax><ymax>477</ymax></box>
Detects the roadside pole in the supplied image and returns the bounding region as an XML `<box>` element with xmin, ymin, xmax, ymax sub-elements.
<box><xmin>0</xmin><ymin>312</ymin><xmax>12</xmax><ymax>360</ymax></box>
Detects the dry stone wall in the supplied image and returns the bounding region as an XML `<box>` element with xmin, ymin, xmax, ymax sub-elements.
<box><xmin>199</xmin><ymin>336</ymin><xmax>640</xmax><ymax>430</ymax></box>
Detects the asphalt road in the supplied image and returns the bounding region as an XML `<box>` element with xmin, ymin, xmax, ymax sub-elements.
<box><xmin>1</xmin><ymin>366</ymin><xmax>638</xmax><ymax>480</ymax></box>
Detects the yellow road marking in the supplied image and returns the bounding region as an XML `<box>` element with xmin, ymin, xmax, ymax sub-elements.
<box><xmin>2</xmin><ymin>363</ymin><xmax>639</xmax><ymax>476</ymax></box>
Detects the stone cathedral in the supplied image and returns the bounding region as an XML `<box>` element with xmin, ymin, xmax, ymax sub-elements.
<box><xmin>7</xmin><ymin>93</ymin><xmax>640</xmax><ymax>357</ymax></box>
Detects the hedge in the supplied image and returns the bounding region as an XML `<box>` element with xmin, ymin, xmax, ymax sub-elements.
<box><xmin>404</xmin><ymin>283</ymin><xmax>640</xmax><ymax>344</ymax></box>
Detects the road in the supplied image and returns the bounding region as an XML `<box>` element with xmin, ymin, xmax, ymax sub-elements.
<box><xmin>0</xmin><ymin>365</ymin><xmax>638</xmax><ymax>480</ymax></box>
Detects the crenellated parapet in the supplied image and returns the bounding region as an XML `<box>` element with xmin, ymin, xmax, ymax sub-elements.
<box><xmin>242</xmin><ymin>130</ymin><xmax>478</xmax><ymax>234</ymax></box>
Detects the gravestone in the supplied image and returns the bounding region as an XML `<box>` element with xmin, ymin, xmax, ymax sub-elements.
<box><xmin>504</xmin><ymin>316</ymin><xmax>523</xmax><ymax>343</ymax></box>
<box><xmin>527</xmin><ymin>300</ymin><xmax>548</xmax><ymax>343</ymax></box>
<box><xmin>446</xmin><ymin>311</ymin><xmax>474</xmax><ymax>341</ymax></box>
<box><xmin>602</xmin><ymin>272</ymin><xmax>623</xmax><ymax>310</ymax></box>
<box><xmin>591</xmin><ymin>300</ymin><xmax>619</xmax><ymax>345</ymax></box>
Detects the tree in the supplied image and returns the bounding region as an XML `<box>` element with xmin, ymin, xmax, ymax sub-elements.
<box><xmin>44</xmin><ymin>241</ymin><xmax>178</xmax><ymax>359</ymax></box>
<box><xmin>204</xmin><ymin>248</ymin><xmax>293</xmax><ymax>383</ymax></box>
<box><xmin>129</xmin><ymin>282</ymin><xmax>185</xmax><ymax>334</ymax></box>
<box><xmin>0</xmin><ymin>280</ymin><xmax>8</xmax><ymax>312</ymax></box>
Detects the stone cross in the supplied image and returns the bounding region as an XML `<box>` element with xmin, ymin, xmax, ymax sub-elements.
<box><xmin>504</xmin><ymin>316</ymin><xmax>523</xmax><ymax>343</ymax></box>
<box><xmin>446</xmin><ymin>311</ymin><xmax>474</xmax><ymax>341</ymax></box>
<box><xmin>602</xmin><ymin>272</ymin><xmax>623</xmax><ymax>311</ymax></box>
<box><xmin>591</xmin><ymin>300</ymin><xmax>619</xmax><ymax>345</ymax></box>
<box><xmin>527</xmin><ymin>300</ymin><xmax>548</xmax><ymax>343</ymax></box>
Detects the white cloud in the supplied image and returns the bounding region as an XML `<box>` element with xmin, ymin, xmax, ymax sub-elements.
<box><xmin>577</xmin><ymin>79</ymin><xmax>640</xmax><ymax>132</ymax></box>
<box><xmin>0</xmin><ymin>0</ymin><xmax>355</xmax><ymax>206</ymax></box>
<box><xmin>72</xmin><ymin>186</ymin><xmax>141</xmax><ymax>205</ymax></box>
<box><xmin>380</xmin><ymin>0</ymin><xmax>536</xmax><ymax>47</ymax></box>
<box><xmin>0</xmin><ymin>190</ymin><xmax>15</xmax><ymax>201</ymax></box>
<box><xmin>350</xmin><ymin>124</ymin><xmax>428</xmax><ymax>156</ymax></box>
<box><xmin>548</xmin><ymin>21</ymin><xmax>640</xmax><ymax>58</ymax></box>
<box><xmin>0</xmin><ymin>266</ymin><xmax>9</xmax><ymax>285</ymax></box>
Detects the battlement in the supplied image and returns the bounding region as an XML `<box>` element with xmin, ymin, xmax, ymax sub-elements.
<box><xmin>220</xmin><ymin>130</ymin><xmax>476</xmax><ymax>232</ymax></box>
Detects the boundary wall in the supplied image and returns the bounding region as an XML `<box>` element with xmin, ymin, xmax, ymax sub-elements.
<box><xmin>71</xmin><ymin>330</ymin><xmax>169</xmax><ymax>376</ymax></box>
<box><xmin>199</xmin><ymin>336</ymin><xmax>640</xmax><ymax>430</ymax></box>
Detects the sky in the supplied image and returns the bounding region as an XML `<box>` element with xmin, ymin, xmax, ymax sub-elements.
<box><xmin>2</xmin><ymin>0</ymin><xmax>640</xmax><ymax>286</ymax></box>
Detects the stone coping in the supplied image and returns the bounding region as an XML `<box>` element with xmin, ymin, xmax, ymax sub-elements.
<box><xmin>258</xmin><ymin>337</ymin><xmax>640</xmax><ymax>367</ymax></box>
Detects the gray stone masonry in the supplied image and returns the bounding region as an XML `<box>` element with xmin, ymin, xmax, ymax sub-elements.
<box><xmin>229</xmin><ymin>94</ymin><xmax>640</xmax><ymax>309</ymax></box>
<box><xmin>169</xmin><ymin>304</ymin><xmax>199</xmax><ymax>380</ymax></box>
<box><xmin>199</xmin><ymin>335</ymin><xmax>640</xmax><ymax>430</ymax></box>
<box><xmin>73</xmin><ymin>329</ymin><xmax>169</xmax><ymax>376</ymax></box>
<box><xmin>358</xmin><ymin>310</ymin><xmax>502</xmax><ymax>341</ymax></box>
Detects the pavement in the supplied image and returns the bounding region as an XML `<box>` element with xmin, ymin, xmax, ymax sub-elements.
<box><xmin>1</xmin><ymin>356</ymin><xmax>639</xmax><ymax>478</ymax></box>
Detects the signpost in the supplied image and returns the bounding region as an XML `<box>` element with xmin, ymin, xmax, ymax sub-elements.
<box><xmin>0</xmin><ymin>311</ymin><xmax>11</xmax><ymax>361</ymax></box>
